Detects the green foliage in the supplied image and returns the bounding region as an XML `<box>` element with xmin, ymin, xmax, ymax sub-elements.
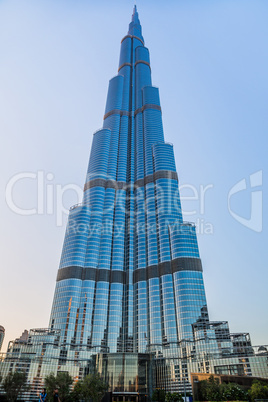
<box><xmin>72</xmin><ymin>373</ymin><xmax>108</xmax><ymax>402</ymax></box>
<box><xmin>165</xmin><ymin>391</ymin><xmax>184</xmax><ymax>402</ymax></box>
<box><xmin>248</xmin><ymin>380</ymin><xmax>268</xmax><ymax>401</ymax></box>
<box><xmin>152</xmin><ymin>389</ymin><xmax>166</xmax><ymax>402</ymax></box>
<box><xmin>2</xmin><ymin>371</ymin><xmax>30</xmax><ymax>402</ymax></box>
<box><xmin>220</xmin><ymin>382</ymin><xmax>248</xmax><ymax>401</ymax></box>
<box><xmin>45</xmin><ymin>372</ymin><xmax>73</xmax><ymax>402</ymax></box>
<box><xmin>152</xmin><ymin>390</ymin><xmax>183</xmax><ymax>402</ymax></box>
<box><xmin>199</xmin><ymin>375</ymin><xmax>221</xmax><ymax>401</ymax></box>
<box><xmin>198</xmin><ymin>375</ymin><xmax>248</xmax><ymax>401</ymax></box>
<box><xmin>71</xmin><ymin>379</ymin><xmax>83</xmax><ymax>401</ymax></box>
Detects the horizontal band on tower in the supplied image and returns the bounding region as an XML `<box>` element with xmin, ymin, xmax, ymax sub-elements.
<box><xmin>84</xmin><ymin>178</ymin><xmax>125</xmax><ymax>191</ymax></box>
<box><xmin>134</xmin><ymin>60</ymin><xmax>151</xmax><ymax>69</ymax></box>
<box><xmin>133</xmin><ymin>258</ymin><xmax>203</xmax><ymax>283</ymax></box>
<box><xmin>56</xmin><ymin>267</ymin><xmax>125</xmax><ymax>283</ymax></box>
<box><xmin>121</xmin><ymin>34</ymin><xmax>144</xmax><ymax>46</ymax></box>
<box><xmin>134</xmin><ymin>103</ymin><xmax>161</xmax><ymax>116</ymax></box>
<box><xmin>56</xmin><ymin>257</ymin><xmax>202</xmax><ymax>283</ymax></box>
<box><xmin>134</xmin><ymin>170</ymin><xmax>178</xmax><ymax>188</ymax></box>
<box><xmin>103</xmin><ymin>109</ymin><xmax>131</xmax><ymax>120</ymax></box>
<box><xmin>83</xmin><ymin>170</ymin><xmax>178</xmax><ymax>192</ymax></box>
<box><xmin>103</xmin><ymin>103</ymin><xmax>161</xmax><ymax>120</ymax></box>
<box><xmin>118</xmin><ymin>60</ymin><xmax>151</xmax><ymax>72</ymax></box>
<box><xmin>118</xmin><ymin>62</ymin><xmax>132</xmax><ymax>72</ymax></box>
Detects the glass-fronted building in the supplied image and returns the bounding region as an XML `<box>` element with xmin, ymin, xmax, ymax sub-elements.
<box><xmin>0</xmin><ymin>7</ymin><xmax>267</xmax><ymax>401</ymax></box>
<box><xmin>50</xmin><ymin>4</ymin><xmax>208</xmax><ymax>359</ymax></box>
<box><xmin>0</xmin><ymin>327</ymin><xmax>4</xmax><ymax>352</ymax></box>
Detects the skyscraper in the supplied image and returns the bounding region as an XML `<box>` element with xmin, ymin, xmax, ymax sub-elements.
<box><xmin>47</xmin><ymin>5</ymin><xmax>267</xmax><ymax>393</ymax></box>
<box><xmin>0</xmin><ymin>7</ymin><xmax>267</xmax><ymax>401</ymax></box>
<box><xmin>50</xmin><ymin>4</ymin><xmax>206</xmax><ymax>356</ymax></box>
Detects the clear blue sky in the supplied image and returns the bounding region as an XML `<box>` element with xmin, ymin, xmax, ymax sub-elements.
<box><xmin>0</xmin><ymin>0</ymin><xmax>267</xmax><ymax>352</ymax></box>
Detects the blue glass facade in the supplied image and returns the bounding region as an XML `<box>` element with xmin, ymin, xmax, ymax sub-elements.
<box><xmin>49</xmin><ymin>6</ymin><xmax>209</xmax><ymax>357</ymax></box>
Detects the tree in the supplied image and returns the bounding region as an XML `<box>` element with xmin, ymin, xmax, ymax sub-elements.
<box><xmin>220</xmin><ymin>382</ymin><xmax>248</xmax><ymax>401</ymax></box>
<box><xmin>165</xmin><ymin>391</ymin><xmax>184</xmax><ymax>402</ymax></box>
<box><xmin>198</xmin><ymin>376</ymin><xmax>249</xmax><ymax>401</ymax></box>
<box><xmin>45</xmin><ymin>372</ymin><xmax>73</xmax><ymax>402</ymax></box>
<box><xmin>198</xmin><ymin>375</ymin><xmax>221</xmax><ymax>401</ymax></box>
<box><xmin>248</xmin><ymin>380</ymin><xmax>268</xmax><ymax>401</ymax></box>
<box><xmin>73</xmin><ymin>373</ymin><xmax>108</xmax><ymax>402</ymax></box>
<box><xmin>71</xmin><ymin>380</ymin><xmax>83</xmax><ymax>401</ymax></box>
<box><xmin>2</xmin><ymin>371</ymin><xmax>30</xmax><ymax>402</ymax></box>
<box><xmin>152</xmin><ymin>389</ymin><xmax>166</xmax><ymax>402</ymax></box>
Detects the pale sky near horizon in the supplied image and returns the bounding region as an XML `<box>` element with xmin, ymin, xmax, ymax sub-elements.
<box><xmin>0</xmin><ymin>0</ymin><xmax>267</xmax><ymax>353</ymax></box>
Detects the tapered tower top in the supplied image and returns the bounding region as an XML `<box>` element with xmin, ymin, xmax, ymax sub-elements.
<box><xmin>128</xmin><ymin>5</ymin><xmax>144</xmax><ymax>42</ymax></box>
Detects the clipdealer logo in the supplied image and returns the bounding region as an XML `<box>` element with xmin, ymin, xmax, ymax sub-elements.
<box><xmin>5</xmin><ymin>170</ymin><xmax>263</xmax><ymax>232</ymax></box>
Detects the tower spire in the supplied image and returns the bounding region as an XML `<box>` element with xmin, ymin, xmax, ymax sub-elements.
<box><xmin>133</xmin><ymin>5</ymin><xmax>137</xmax><ymax>18</ymax></box>
<box><xmin>128</xmin><ymin>4</ymin><xmax>143</xmax><ymax>41</ymax></box>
